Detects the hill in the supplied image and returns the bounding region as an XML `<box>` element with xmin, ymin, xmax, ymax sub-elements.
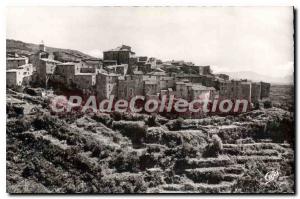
<box><xmin>6</xmin><ymin>39</ymin><xmax>97</xmax><ymax>62</ymax></box>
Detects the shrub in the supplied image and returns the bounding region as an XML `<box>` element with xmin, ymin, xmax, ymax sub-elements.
<box><xmin>168</xmin><ymin>117</ymin><xmax>184</xmax><ymax>131</ymax></box>
<box><xmin>110</xmin><ymin>150</ymin><xmax>140</xmax><ymax>172</ymax></box>
<box><xmin>267</xmin><ymin>117</ymin><xmax>294</xmax><ymax>144</ymax></box>
<box><xmin>186</xmin><ymin>170</ymin><xmax>224</xmax><ymax>184</ymax></box>
<box><xmin>173</xmin><ymin>143</ymin><xmax>198</xmax><ymax>158</ymax></box>
<box><xmin>264</xmin><ymin>100</ymin><xmax>273</xmax><ymax>109</ymax></box>
<box><xmin>253</xmin><ymin>101</ymin><xmax>261</xmax><ymax>110</ymax></box>
<box><xmin>92</xmin><ymin>113</ymin><xmax>112</xmax><ymax>126</ymax></box>
<box><xmin>146</xmin><ymin>114</ymin><xmax>158</xmax><ymax>127</ymax></box>
<box><xmin>32</xmin><ymin>114</ymin><xmax>62</xmax><ymax>130</ymax></box>
<box><xmin>203</xmin><ymin>135</ymin><xmax>223</xmax><ymax>158</ymax></box>
<box><xmin>7</xmin><ymin>104</ymin><xmax>24</xmax><ymax>118</ymax></box>
<box><xmin>112</xmin><ymin>121</ymin><xmax>147</xmax><ymax>146</ymax></box>
<box><xmin>111</xmin><ymin>111</ymin><xmax>122</xmax><ymax>121</ymax></box>
<box><xmin>7</xmin><ymin>118</ymin><xmax>31</xmax><ymax>135</ymax></box>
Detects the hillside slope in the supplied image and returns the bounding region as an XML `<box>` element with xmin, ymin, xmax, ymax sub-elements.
<box><xmin>6</xmin><ymin>39</ymin><xmax>97</xmax><ymax>61</ymax></box>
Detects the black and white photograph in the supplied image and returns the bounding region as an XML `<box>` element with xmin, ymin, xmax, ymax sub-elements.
<box><xmin>5</xmin><ymin>6</ymin><xmax>295</xmax><ymax>194</ymax></box>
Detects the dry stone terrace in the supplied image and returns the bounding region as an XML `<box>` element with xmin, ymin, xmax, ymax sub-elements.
<box><xmin>6</xmin><ymin>85</ymin><xmax>294</xmax><ymax>193</ymax></box>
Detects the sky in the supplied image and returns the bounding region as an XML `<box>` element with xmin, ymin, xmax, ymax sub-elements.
<box><xmin>6</xmin><ymin>6</ymin><xmax>294</xmax><ymax>78</ymax></box>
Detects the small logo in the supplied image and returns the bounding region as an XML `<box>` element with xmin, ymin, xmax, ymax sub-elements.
<box><xmin>264</xmin><ymin>170</ymin><xmax>279</xmax><ymax>184</ymax></box>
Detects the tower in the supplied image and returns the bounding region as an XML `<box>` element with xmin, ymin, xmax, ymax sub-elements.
<box><xmin>39</xmin><ymin>40</ymin><xmax>46</xmax><ymax>52</ymax></box>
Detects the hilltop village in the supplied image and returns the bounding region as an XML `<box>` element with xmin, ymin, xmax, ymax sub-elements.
<box><xmin>6</xmin><ymin>42</ymin><xmax>270</xmax><ymax>105</ymax></box>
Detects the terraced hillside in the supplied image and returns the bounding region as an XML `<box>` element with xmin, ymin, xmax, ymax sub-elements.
<box><xmin>6</xmin><ymin>90</ymin><xmax>294</xmax><ymax>193</ymax></box>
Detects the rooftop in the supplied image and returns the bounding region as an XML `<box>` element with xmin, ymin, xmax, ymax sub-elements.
<box><xmin>105</xmin><ymin>45</ymin><xmax>135</xmax><ymax>54</ymax></box>
<box><xmin>40</xmin><ymin>58</ymin><xmax>61</xmax><ymax>64</ymax></box>
<box><xmin>56</xmin><ymin>62</ymin><xmax>76</xmax><ymax>66</ymax></box>
<box><xmin>7</xmin><ymin>57</ymin><xmax>27</xmax><ymax>61</ymax></box>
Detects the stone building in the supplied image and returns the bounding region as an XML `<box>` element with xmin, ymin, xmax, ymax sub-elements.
<box><xmin>218</xmin><ymin>80</ymin><xmax>232</xmax><ymax>99</ymax></box>
<box><xmin>190</xmin><ymin>85</ymin><xmax>215</xmax><ymax>100</ymax></box>
<box><xmin>199</xmin><ymin>66</ymin><xmax>212</xmax><ymax>75</ymax></box>
<box><xmin>7</xmin><ymin>69</ymin><xmax>23</xmax><ymax>87</ymax></box>
<box><xmin>176</xmin><ymin>74</ymin><xmax>216</xmax><ymax>87</ymax></box>
<box><xmin>74</xmin><ymin>73</ymin><xmax>96</xmax><ymax>94</ymax></box>
<box><xmin>175</xmin><ymin>82</ymin><xmax>189</xmax><ymax>99</ymax></box>
<box><xmin>251</xmin><ymin>82</ymin><xmax>261</xmax><ymax>102</ymax></box>
<box><xmin>103</xmin><ymin>45</ymin><xmax>135</xmax><ymax>65</ymax></box>
<box><xmin>117</xmin><ymin>75</ymin><xmax>144</xmax><ymax>100</ymax></box>
<box><xmin>106</xmin><ymin>64</ymin><xmax>128</xmax><ymax>76</ymax></box>
<box><xmin>96</xmin><ymin>72</ymin><xmax>119</xmax><ymax>100</ymax></box>
<box><xmin>6</xmin><ymin>64</ymin><xmax>33</xmax><ymax>87</ymax></box>
<box><xmin>216</xmin><ymin>73</ymin><xmax>230</xmax><ymax>81</ymax></box>
<box><xmin>160</xmin><ymin>76</ymin><xmax>175</xmax><ymax>90</ymax></box>
<box><xmin>260</xmin><ymin>82</ymin><xmax>271</xmax><ymax>99</ymax></box>
<box><xmin>6</xmin><ymin>57</ymin><xmax>28</xmax><ymax>70</ymax></box>
<box><xmin>37</xmin><ymin>58</ymin><xmax>61</xmax><ymax>86</ymax></box>
<box><xmin>240</xmin><ymin>81</ymin><xmax>252</xmax><ymax>101</ymax></box>
<box><xmin>144</xmin><ymin>80</ymin><xmax>158</xmax><ymax>96</ymax></box>
<box><xmin>103</xmin><ymin>60</ymin><xmax>117</xmax><ymax>68</ymax></box>
<box><xmin>82</xmin><ymin>58</ymin><xmax>103</xmax><ymax>70</ymax></box>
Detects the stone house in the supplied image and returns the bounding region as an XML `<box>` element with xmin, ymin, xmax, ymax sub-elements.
<box><xmin>251</xmin><ymin>82</ymin><xmax>261</xmax><ymax>102</ymax></box>
<box><xmin>144</xmin><ymin>80</ymin><xmax>158</xmax><ymax>96</ymax></box>
<box><xmin>7</xmin><ymin>69</ymin><xmax>24</xmax><ymax>87</ymax></box>
<box><xmin>190</xmin><ymin>85</ymin><xmax>215</xmax><ymax>101</ymax></box>
<box><xmin>240</xmin><ymin>81</ymin><xmax>252</xmax><ymax>101</ymax></box>
<box><xmin>117</xmin><ymin>75</ymin><xmax>144</xmax><ymax>100</ymax></box>
<box><xmin>198</xmin><ymin>66</ymin><xmax>212</xmax><ymax>75</ymax></box>
<box><xmin>96</xmin><ymin>72</ymin><xmax>119</xmax><ymax>100</ymax></box>
<box><xmin>54</xmin><ymin>62</ymin><xmax>81</xmax><ymax>87</ymax></box>
<box><xmin>260</xmin><ymin>82</ymin><xmax>271</xmax><ymax>99</ymax></box>
<box><xmin>74</xmin><ymin>73</ymin><xmax>96</xmax><ymax>94</ymax></box>
<box><xmin>160</xmin><ymin>76</ymin><xmax>175</xmax><ymax>90</ymax></box>
<box><xmin>82</xmin><ymin>58</ymin><xmax>103</xmax><ymax>70</ymax></box>
<box><xmin>103</xmin><ymin>60</ymin><xmax>117</xmax><ymax>68</ymax></box>
<box><xmin>37</xmin><ymin>58</ymin><xmax>61</xmax><ymax>86</ymax></box>
<box><xmin>175</xmin><ymin>82</ymin><xmax>189</xmax><ymax>99</ymax></box>
<box><xmin>6</xmin><ymin>64</ymin><xmax>33</xmax><ymax>87</ymax></box>
<box><xmin>106</xmin><ymin>64</ymin><xmax>128</xmax><ymax>76</ymax></box>
<box><xmin>6</xmin><ymin>57</ymin><xmax>28</xmax><ymax>70</ymax></box>
<box><xmin>103</xmin><ymin>45</ymin><xmax>135</xmax><ymax>65</ymax></box>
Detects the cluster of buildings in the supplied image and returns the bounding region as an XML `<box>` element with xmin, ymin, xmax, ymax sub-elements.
<box><xmin>6</xmin><ymin>42</ymin><xmax>271</xmax><ymax>104</ymax></box>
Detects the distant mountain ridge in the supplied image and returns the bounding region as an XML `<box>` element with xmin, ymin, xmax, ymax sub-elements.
<box><xmin>6</xmin><ymin>39</ymin><xmax>97</xmax><ymax>61</ymax></box>
<box><xmin>220</xmin><ymin>71</ymin><xmax>293</xmax><ymax>85</ymax></box>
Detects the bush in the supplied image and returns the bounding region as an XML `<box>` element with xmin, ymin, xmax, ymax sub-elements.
<box><xmin>7</xmin><ymin>118</ymin><xmax>31</xmax><ymax>135</ymax></box>
<box><xmin>186</xmin><ymin>170</ymin><xmax>224</xmax><ymax>184</ymax></box>
<box><xmin>267</xmin><ymin>117</ymin><xmax>294</xmax><ymax>144</ymax></box>
<box><xmin>110</xmin><ymin>150</ymin><xmax>140</xmax><ymax>172</ymax></box>
<box><xmin>146</xmin><ymin>115</ymin><xmax>158</xmax><ymax>127</ymax></box>
<box><xmin>92</xmin><ymin>113</ymin><xmax>112</xmax><ymax>126</ymax></box>
<box><xmin>111</xmin><ymin>111</ymin><xmax>122</xmax><ymax>121</ymax></box>
<box><xmin>170</xmin><ymin>143</ymin><xmax>198</xmax><ymax>159</ymax></box>
<box><xmin>112</xmin><ymin>121</ymin><xmax>147</xmax><ymax>146</ymax></box>
<box><xmin>253</xmin><ymin>101</ymin><xmax>261</xmax><ymax>110</ymax></box>
<box><xmin>203</xmin><ymin>135</ymin><xmax>223</xmax><ymax>157</ymax></box>
<box><xmin>264</xmin><ymin>100</ymin><xmax>273</xmax><ymax>109</ymax></box>
<box><xmin>167</xmin><ymin>117</ymin><xmax>184</xmax><ymax>130</ymax></box>
<box><xmin>7</xmin><ymin>104</ymin><xmax>24</xmax><ymax>118</ymax></box>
